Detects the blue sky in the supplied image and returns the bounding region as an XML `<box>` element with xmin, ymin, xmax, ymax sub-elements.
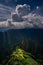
<box><xmin>0</xmin><ymin>0</ymin><xmax>43</xmax><ymax>7</ymax></box>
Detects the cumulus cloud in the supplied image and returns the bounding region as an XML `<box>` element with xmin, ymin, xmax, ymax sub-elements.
<box><xmin>12</xmin><ymin>4</ymin><xmax>30</xmax><ymax>22</ymax></box>
<box><xmin>0</xmin><ymin>4</ymin><xmax>43</xmax><ymax>29</ymax></box>
<box><xmin>22</xmin><ymin>13</ymin><xmax>43</xmax><ymax>28</ymax></box>
<box><xmin>15</xmin><ymin>4</ymin><xmax>30</xmax><ymax>16</ymax></box>
<box><xmin>11</xmin><ymin>4</ymin><xmax>43</xmax><ymax>28</ymax></box>
<box><xmin>12</xmin><ymin>13</ymin><xmax>23</xmax><ymax>22</ymax></box>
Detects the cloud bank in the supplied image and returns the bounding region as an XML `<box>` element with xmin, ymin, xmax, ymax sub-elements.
<box><xmin>0</xmin><ymin>4</ymin><xmax>43</xmax><ymax>29</ymax></box>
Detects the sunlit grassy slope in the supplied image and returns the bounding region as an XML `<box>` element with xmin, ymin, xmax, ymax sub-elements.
<box><xmin>6</xmin><ymin>48</ymin><xmax>39</xmax><ymax>65</ymax></box>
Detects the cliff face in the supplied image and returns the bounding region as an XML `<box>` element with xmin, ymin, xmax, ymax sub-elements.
<box><xmin>0</xmin><ymin>28</ymin><xmax>43</xmax><ymax>62</ymax></box>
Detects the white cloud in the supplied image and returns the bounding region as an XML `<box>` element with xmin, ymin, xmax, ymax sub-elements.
<box><xmin>12</xmin><ymin>13</ymin><xmax>23</xmax><ymax>22</ymax></box>
<box><xmin>22</xmin><ymin>13</ymin><xmax>43</xmax><ymax>28</ymax></box>
<box><xmin>0</xmin><ymin>4</ymin><xmax>43</xmax><ymax>29</ymax></box>
<box><xmin>11</xmin><ymin>21</ymin><xmax>33</xmax><ymax>29</ymax></box>
<box><xmin>11</xmin><ymin>4</ymin><xmax>43</xmax><ymax>28</ymax></box>
<box><xmin>11</xmin><ymin>4</ymin><xmax>30</xmax><ymax>22</ymax></box>
<box><xmin>15</xmin><ymin>4</ymin><xmax>30</xmax><ymax>16</ymax></box>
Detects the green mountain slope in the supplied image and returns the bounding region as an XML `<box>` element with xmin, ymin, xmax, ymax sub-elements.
<box><xmin>6</xmin><ymin>48</ymin><xmax>39</xmax><ymax>65</ymax></box>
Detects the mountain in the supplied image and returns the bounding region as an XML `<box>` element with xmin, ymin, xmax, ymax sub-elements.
<box><xmin>6</xmin><ymin>48</ymin><xmax>39</xmax><ymax>65</ymax></box>
<box><xmin>0</xmin><ymin>28</ymin><xmax>43</xmax><ymax>63</ymax></box>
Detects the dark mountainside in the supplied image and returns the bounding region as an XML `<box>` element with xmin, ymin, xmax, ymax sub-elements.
<box><xmin>0</xmin><ymin>28</ymin><xmax>43</xmax><ymax>65</ymax></box>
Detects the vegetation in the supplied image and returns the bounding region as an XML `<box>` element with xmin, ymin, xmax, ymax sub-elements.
<box><xmin>6</xmin><ymin>48</ymin><xmax>39</xmax><ymax>65</ymax></box>
<box><xmin>0</xmin><ymin>38</ymin><xmax>43</xmax><ymax>65</ymax></box>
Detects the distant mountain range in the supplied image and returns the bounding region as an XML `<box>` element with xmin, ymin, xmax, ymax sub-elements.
<box><xmin>0</xmin><ymin>28</ymin><xmax>43</xmax><ymax>53</ymax></box>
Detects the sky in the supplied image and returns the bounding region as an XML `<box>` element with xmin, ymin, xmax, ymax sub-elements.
<box><xmin>0</xmin><ymin>0</ymin><xmax>43</xmax><ymax>7</ymax></box>
<box><xmin>0</xmin><ymin>0</ymin><xmax>43</xmax><ymax>30</ymax></box>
